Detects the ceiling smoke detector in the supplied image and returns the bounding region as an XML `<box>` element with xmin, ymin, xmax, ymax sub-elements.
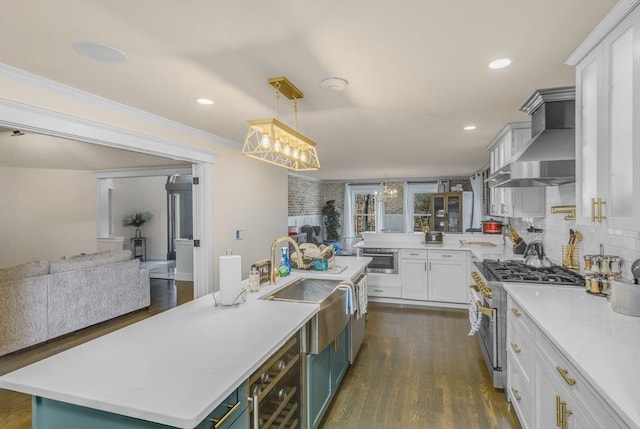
<box><xmin>320</xmin><ymin>77</ymin><xmax>349</xmax><ymax>91</ymax></box>
<box><xmin>11</xmin><ymin>130</ymin><xmax>25</xmax><ymax>136</ymax></box>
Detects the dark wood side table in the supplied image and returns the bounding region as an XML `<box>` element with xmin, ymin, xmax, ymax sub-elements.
<box><xmin>130</xmin><ymin>237</ymin><xmax>147</xmax><ymax>261</ymax></box>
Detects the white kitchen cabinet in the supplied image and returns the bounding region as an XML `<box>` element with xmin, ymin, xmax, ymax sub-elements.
<box><xmin>572</xmin><ymin>4</ymin><xmax>640</xmax><ymax>230</ymax></box>
<box><xmin>506</xmin><ymin>295</ymin><xmax>630</xmax><ymax>429</ymax></box>
<box><xmin>400</xmin><ymin>250</ymin><xmax>428</xmax><ymax>300</ymax></box>
<box><xmin>490</xmin><ymin>187</ymin><xmax>546</xmax><ymax>218</ymax></box>
<box><xmin>487</xmin><ymin>122</ymin><xmax>546</xmax><ymax>218</ymax></box>
<box><xmin>427</xmin><ymin>250</ymin><xmax>468</xmax><ymax>303</ymax></box>
<box><xmin>488</xmin><ymin>122</ymin><xmax>531</xmax><ymax>175</ymax></box>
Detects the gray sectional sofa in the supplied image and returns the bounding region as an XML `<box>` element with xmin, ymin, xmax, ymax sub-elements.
<box><xmin>0</xmin><ymin>250</ymin><xmax>150</xmax><ymax>357</ymax></box>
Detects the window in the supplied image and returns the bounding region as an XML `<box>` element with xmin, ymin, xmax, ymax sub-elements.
<box><xmin>354</xmin><ymin>192</ymin><xmax>377</xmax><ymax>236</ymax></box>
<box><xmin>405</xmin><ymin>183</ymin><xmax>438</xmax><ymax>232</ymax></box>
<box><xmin>344</xmin><ymin>184</ymin><xmax>384</xmax><ymax>238</ymax></box>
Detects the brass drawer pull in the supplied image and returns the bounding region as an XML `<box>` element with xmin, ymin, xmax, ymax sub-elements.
<box><xmin>511</xmin><ymin>308</ymin><xmax>521</xmax><ymax>317</ymax></box>
<box><xmin>476</xmin><ymin>301</ymin><xmax>493</xmax><ymax>317</ymax></box>
<box><xmin>210</xmin><ymin>401</ymin><xmax>241</xmax><ymax>429</ymax></box>
<box><xmin>510</xmin><ymin>342</ymin><xmax>521</xmax><ymax>354</ymax></box>
<box><xmin>556</xmin><ymin>366</ymin><xmax>576</xmax><ymax>386</ymax></box>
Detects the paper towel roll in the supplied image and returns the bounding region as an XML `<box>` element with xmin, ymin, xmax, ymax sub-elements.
<box><xmin>219</xmin><ymin>254</ymin><xmax>243</xmax><ymax>305</ymax></box>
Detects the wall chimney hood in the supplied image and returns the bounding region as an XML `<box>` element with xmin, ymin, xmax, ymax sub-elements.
<box><xmin>492</xmin><ymin>86</ymin><xmax>576</xmax><ymax>188</ymax></box>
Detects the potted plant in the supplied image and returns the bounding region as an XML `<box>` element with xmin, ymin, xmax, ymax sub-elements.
<box><xmin>321</xmin><ymin>200</ymin><xmax>341</xmax><ymax>244</ymax></box>
<box><xmin>123</xmin><ymin>211</ymin><xmax>153</xmax><ymax>237</ymax></box>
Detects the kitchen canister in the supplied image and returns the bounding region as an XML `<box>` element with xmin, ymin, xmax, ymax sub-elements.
<box><xmin>610</xmin><ymin>278</ymin><xmax>640</xmax><ymax>317</ymax></box>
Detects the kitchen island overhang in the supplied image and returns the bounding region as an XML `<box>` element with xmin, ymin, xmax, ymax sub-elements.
<box><xmin>0</xmin><ymin>256</ymin><xmax>371</xmax><ymax>428</ymax></box>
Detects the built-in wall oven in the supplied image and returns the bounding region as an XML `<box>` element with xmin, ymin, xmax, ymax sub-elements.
<box><xmin>360</xmin><ymin>248</ymin><xmax>398</xmax><ymax>274</ymax></box>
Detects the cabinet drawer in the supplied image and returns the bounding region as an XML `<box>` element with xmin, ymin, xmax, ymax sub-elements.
<box><xmin>368</xmin><ymin>285</ymin><xmax>401</xmax><ymax>298</ymax></box>
<box><xmin>536</xmin><ymin>332</ymin><xmax>628</xmax><ymax>429</ymax></box>
<box><xmin>199</xmin><ymin>381</ymin><xmax>248</xmax><ymax>429</ymax></box>
<box><xmin>507</xmin><ymin>354</ymin><xmax>533</xmax><ymax>429</ymax></box>
<box><xmin>401</xmin><ymin>249</ymin><xmax>427</xmax><ymax>259</ymax></box>
<box><xmin>507</xmin><ymin>321</ymin><xmax>533</xmax><ymax>381</ymax></box>
<box><xmin>428</xmin><ymin>250</ymin><xmax>466</xmax><ymax>262</ymax></box>
<box><xmin>507</xmin><ymin>296</ymin><xmax>533</xmax><ymax>336</ymax></box>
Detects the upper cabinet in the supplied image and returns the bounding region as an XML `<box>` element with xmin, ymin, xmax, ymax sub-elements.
<box><xmin>570</xmin><ymin>2</ymin><xmax>640</xmax><ymax>230</ymax></box>
<box><xmin>487</xmin><ymin>123</ymin><xmax>546</xmax><ymax>218</ymax></box>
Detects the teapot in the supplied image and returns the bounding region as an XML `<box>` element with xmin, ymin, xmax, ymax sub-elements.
<box><xmin>523</xmin><ymin>240</ymin><xmax>553</xmax><ymax>268</ymax></box>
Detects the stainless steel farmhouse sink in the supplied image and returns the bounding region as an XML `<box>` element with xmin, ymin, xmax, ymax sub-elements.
<box><xmin>264</xmin><ymin>278</ymin><xmax>349</xmax><ymax>354</ymax></box>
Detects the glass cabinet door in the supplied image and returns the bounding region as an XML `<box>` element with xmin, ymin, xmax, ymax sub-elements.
<box><xmin>431</xmin><ymin>195</ymin><xmax>446</xmax><ymax>231</ymax></box>
<box><xmin>447</xmin><ymin>194</ymin><xmax>461</xmax><ymax>232</ymax></box>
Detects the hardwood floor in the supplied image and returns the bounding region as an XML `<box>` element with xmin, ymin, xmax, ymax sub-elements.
<box><xmin>0</xmin><ymin>278</ymin><xmax>194</xmax><ymax>429</ymax></box>
<box><xmin>1</xmin><ymin>287</ymin><xmax>520</xmax><ymax>429</ymax></box>
<box><xmin>319</xmin><ymin>303</ymin><xmax>521</xmax><ymax>429</ymax></box>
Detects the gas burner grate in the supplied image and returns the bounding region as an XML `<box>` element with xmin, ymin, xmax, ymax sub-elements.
<box><xmin>483</xmin><ymin>259</ymin><xmax>584</xmax><ymax>286</ymax></box>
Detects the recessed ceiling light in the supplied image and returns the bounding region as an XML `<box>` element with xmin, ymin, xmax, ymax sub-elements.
<box><xmin>195</xmin><ymin>98</ymin><xmax>214</xmax><ymax>105</ymax></box>
<box><xmin>488</xmin><ymin>58</ymin><xmax>511</xmax><ymax>70</ymax></box>
<box><xmin>463</xmin><ymin>125</ymin><xmax>477</xmax><ymax>131</ymax></box>
<box><xmin>73</xmin><ymin>42</ymin><xmax>128</xmax><ymax>63</ymax></box>
<box><xmin>320</xmin><ymin>77</ymin><xmax>349</xmax><ymax>91</ymax></box>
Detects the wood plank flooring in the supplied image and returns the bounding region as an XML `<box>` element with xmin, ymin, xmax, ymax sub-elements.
<box><xmin>1</xmin><ymin>286</ymin><xmax>520</xmax><ymax>429</ymax></box>
<box><xmin>319</xmin><ymin>303</ymin><xmax>521</xmax><ymax>429</ymax></box>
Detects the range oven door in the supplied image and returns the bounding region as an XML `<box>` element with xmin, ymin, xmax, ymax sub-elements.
<box><xmin>477</xmin><ymin>302</ymin><xmax>498</xmax><ymax>370</ymax></box>
<box><xmin>361</xmin><ymin>248</ymin><xmax>398</xmax><ymax>274</ymax></box>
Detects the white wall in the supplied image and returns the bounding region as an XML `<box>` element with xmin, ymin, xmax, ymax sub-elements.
<box><xmin>212</xmin><ymin>144</ymin><xmax>288</xmax><ymax>290</ymax></box>
<box><xmin>0</xmin><ymin>166</ymin><xmax>96</xmax><ymax>267</ymax></box>
<box><xmin>112</xmin><ymin>176</ymin><xmax>168</xmax><ymax>261</ymax></box>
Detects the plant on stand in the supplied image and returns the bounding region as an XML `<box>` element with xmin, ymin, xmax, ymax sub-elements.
<box><xmin>123</xmin><ymin>211</ymin><xmax>153</xmax><ymax>238</ymax></box>
<box><xmin>321</xmin><ymin>200</ymin><xmax>341</xmax><ymax>244</ymax></box>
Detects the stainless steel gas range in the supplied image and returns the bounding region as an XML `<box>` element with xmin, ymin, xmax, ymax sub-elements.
<box><xmin>470</xmin><ymin>259</ymin><xmax>584</xmax><ymax>390</ymax></box>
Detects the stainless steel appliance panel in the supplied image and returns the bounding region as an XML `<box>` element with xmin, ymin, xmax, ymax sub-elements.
<box><xmin>361</xmin><ymin>248</ymin><xmax>398</xmax><ymax>274</ymax></box>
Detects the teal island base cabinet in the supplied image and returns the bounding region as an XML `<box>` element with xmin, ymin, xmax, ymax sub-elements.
<box><xmin>305</xmin><ymin>324</ymin><xmax>349</xmax><ymax>429</ymax></box>
<box><xmin>32</xmin><ymin>381</ymin><xmax>248</xmax><ymax>429</ymax></box>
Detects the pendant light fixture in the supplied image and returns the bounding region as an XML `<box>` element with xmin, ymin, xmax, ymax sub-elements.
<box><xmin>242</xmin><ymin>76</ymin><xmax>320</xmax><ymax>171</ymax></box>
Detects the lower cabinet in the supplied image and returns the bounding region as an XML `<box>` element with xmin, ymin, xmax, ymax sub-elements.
<box><xmin>506</xmin><ymin>295</ymin><xmax>629</xmax><ymax>429</ymax></box>
<box><xmin>427</xmin><ymin>250</ymin><xmax>468</xmax><ymax>303</ymax></box>
<box><xmin>399</xmin><ymin>249</ymin><xmax>468</xmax><ymax>305</ymax></box>
<box><xmin>401</xmin><ymin>250</ymin><xmax>428</xmax><ymax>300</ymax></box>
<box><xmin>32</xmin><ymin>381</ymin><xmax>249</xmax><ymax>429</ymax></box>
<box><xmin>305</xmin><ymin>325</ymin><xmax>349</xmax><ymax>429</ymax></box>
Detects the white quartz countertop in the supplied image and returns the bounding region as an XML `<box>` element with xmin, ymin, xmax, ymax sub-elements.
<box><xmin>0</xmin><ymin>256</ymin><xmax>371</xmax><ymax>428</ymax></box>
<box><xmin>504</xmin><ymin>284</ymin><xmax>640</xmax><ymax>428</ymax></box>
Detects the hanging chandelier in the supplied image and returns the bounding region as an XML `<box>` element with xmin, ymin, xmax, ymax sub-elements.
<box><xmin>375</xmin><ymin>181</ymin><xmax>398</xmax><ymax>203</ymax></box>
<box><xmin>242</xmin><ymin>76</ymin><xmax>320</xmax><ymax>171</ymax></box>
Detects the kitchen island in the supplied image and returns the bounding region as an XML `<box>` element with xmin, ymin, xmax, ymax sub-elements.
<box><xmin>0</xmin><ymin>256</ymin><xmax>371</xmax><ymax>428</ymax></box>
<box><xmin>505</xmin><ymin>283</ymin><xmax>640</xmax><ymax>429</ymax></box>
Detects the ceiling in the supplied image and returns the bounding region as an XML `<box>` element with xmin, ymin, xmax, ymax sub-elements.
<box><xmin>0</xmin><ymin>0</ymin><xmax>616</xmax><ymax>180</ymax></box>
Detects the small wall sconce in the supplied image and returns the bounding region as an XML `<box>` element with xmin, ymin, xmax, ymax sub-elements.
<box><xmin>551</xmin><ymin>205</ymin><xmax>576</xmax><ymax>221</ymax></box>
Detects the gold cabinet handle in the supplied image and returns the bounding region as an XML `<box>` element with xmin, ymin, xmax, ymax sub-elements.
<box><xmin>510</xmin><ymin>387</ymin><xmax>521</xmax><ymax>401</ymax></box>
<box><xmin>556</xmin><ymin>366</ymin><xmax>576</xmax><ymax>386</ymax></box>
<box><xmin>597</xmin><ymin>197</ymin><xmax>606</xmax><ymax>222</ymax></box>
<box><xmin>210</xmin><ymin>401</ymin><xmax>241</xmax><ymax>429</ymax></box>
<box><xmin>591</xmin><ymin>197</ymin><xmax>596</xmax><ymax>222</ymax></box>
<box><xmin>511</xmin><ymin>308</ymin><xmax>521</xmax><ymax>317</ymax></box>
<box><xmin>510</xmin><ymin>342</ymin><xmax>521</xmax><ymax>354</ymax></box>
<box><xmin>556</xmin><ymin>396</ymin><xmax>572</xmax><ymax>429</ymax></box>
<box><xmin>556</xmin><ymin>396</ymin><xmax>562</xmax><ymax>428</ymax></box>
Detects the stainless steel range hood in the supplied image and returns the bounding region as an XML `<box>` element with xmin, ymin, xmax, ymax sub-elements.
<box><xmin>492</xmin><ymin>86</ymin><xmax>576</xmax><ymax>188</ymax></box>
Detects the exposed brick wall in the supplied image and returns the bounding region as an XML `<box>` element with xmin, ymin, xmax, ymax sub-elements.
<box><xmin>323</xmin><ymin>183</ymin><xmax>344</xmax><ymax>215</ymax></box>
<box><xmin>288</xmin><ymin>176</ymin><xmax>323</xmax><ymax>216</ymax></box>
<box><xmin>382</xmin><ymin>182</ymin><xmax>404</xmax><ymax>214</ymax></box>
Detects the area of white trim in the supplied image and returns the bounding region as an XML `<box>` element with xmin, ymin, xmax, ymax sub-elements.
<box><xmin>565</xmin><ymin>0</ymin><xmax>640</xmax><ymax>65</ymax></box>
<box><xmin>0</xmin><ymin>63</ymin><xmax>240</xmax><ymax>149</ymax></box>
<box><xmin>95</xmin><ymin>166</ymin><xmax>193</xmax><ymax>179</ymax></box>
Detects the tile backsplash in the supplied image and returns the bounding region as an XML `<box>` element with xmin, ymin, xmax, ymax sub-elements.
<box><xmin>509</xmin><ymin>183</ymin><xmax>640</xmax><ymax>281</ymax></box>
